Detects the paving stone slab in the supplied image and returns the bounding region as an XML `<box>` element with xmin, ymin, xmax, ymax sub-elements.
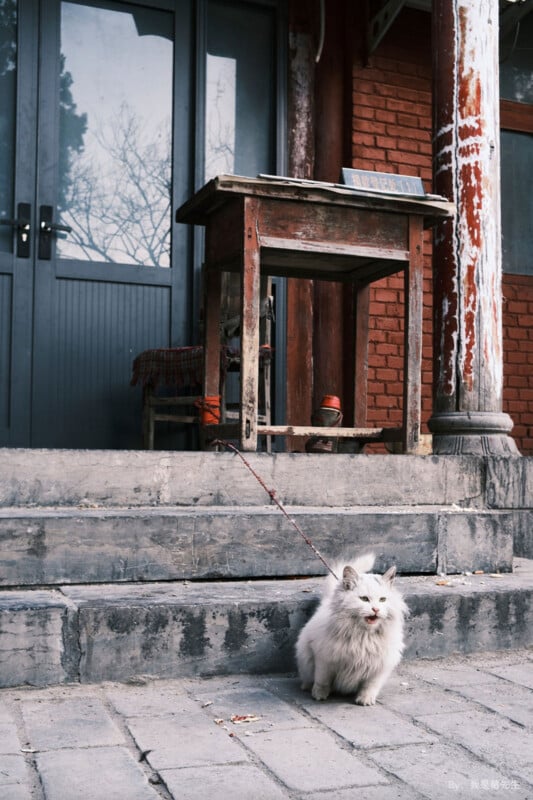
<box><xmin>105</xmin><ymin>683</ymin><xmax>198</xmax><ymax>719</ymax></box>
<box><xmin>398</xmin><ymin>659</ymin><xmax>506</xmax><ymax>688</ymax></box>
<box><xmin>0</xmin><ymin>722</ymin><xmax>23</xmax><ymax>755</ymax></box>
<box><xmin>240</xmin><ymin>727</ymin><xmax>387</xmax><ymax>792</ymax></box>
<box><xmin>160</xmin><ymin>763</ymin><xmax>290</xmax><ymax>800</ymax></box>
<box><xmin>416</xmin><ymin>707</ymin><xmax>533</xmax><ymax>784</ymax></box>
<box><xmin>400</xmin><ymin>647</ymin><xmax>533</xmax><ymax>688</ymax></box>
<box><xmin>36</xmin><ymin>747</ymin><xmax>158</xmax><ymax>800</ymax></box>
<box><xmin>453</xmin><ymin>680</ymin><xmax>533</xmax><ymax>727</ymax></box>
<box><xmin>20</xmin><ymin>695</ymin><xmax>124</xmax><ymax>750</ymax></box>
<box><xmin>0</xmin><ymin>702</ymin><xmax>17</xmax><ymax>724</ymax></box>
<box><xmin>379</xmin><ymin>684</ymin><xmax>473</xmax><ymax>716</ymax></box>
<box><xmin>0</xmin><ymin>783</ymin><xmax>32</xmax><ymax>800</ymax></box>
<box><xmin>367</xmin><ymin>741</ymin><xmax>527</xmax><ymax>800</ymax></box>
<box><xmin>306</xmin><ymin>786</ymin><xmax>422</xmax><ymax>800</ymax></box>
<box><xmin>188</xmin><ymin>685</ymin><xmax>311</xmax><ymax>733</ymax></box>
<box><xmin>125</xmin><ymin>712</ymin><xmax>247</xmax><ymax>770</ymax></box>
<box><xmin>0</xmin><ymin>754</ymin><xmax>30</xmax><ymax>788</ymax></box>
<box><xmin>484</xmin><ymin>661</ymin><xmax>533</xmax><ymax>689</ymax></box>
<box><xmin>299</xmin><ymin>698</ymin><xmax>438</xmax><ymax>748</ymax></box>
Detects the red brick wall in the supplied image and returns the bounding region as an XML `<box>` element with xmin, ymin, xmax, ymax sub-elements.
<box><xmin>503</xmin><ymin>275</ymin><xmax>533</xmax><ymax>454</ymax></box>
<box><xmin>351</xmin><ymin>8</ymin><xmax>533</xmax><ymax>455</ymax></box>
<box><xmin>352</xmin><ymin>10</ymin><xmax>433</xmax><ymax>450</ymax></box>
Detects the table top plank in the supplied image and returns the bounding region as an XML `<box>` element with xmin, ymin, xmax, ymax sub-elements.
<box><xmin>176</xmin><ymin>174</ymin><xmax>455</xmax><ymax>226</ymax></box>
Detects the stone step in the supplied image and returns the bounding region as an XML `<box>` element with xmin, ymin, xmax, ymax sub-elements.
<box><xmin>0</xmin><ymin>504</ymin><xmax>518</xmax><ymax>585</ymax></box>
<box><xmin>0</xmin><ymin>559</ymin><xmax>531</xmax><ymax>688</ymax></box>
<box><xmin>2</xmin><ymin>448</ymin><xmax>530</xmax><ymax>510</ymax></box>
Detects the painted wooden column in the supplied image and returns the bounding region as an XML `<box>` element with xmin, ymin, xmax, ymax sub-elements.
<box><xmin>429</xmin><ymin>0</ymin><xmax>519</xmax><ymax>455</ymax></box>
<box><xmin>285</xmin><ymin>0</ymin><xmax>315</xmax><ymax>449</ymax></box>
<box><xmin>313</xmin><ymin>0</ymin><xmax>348</xmax><ymax>414</ymax></box>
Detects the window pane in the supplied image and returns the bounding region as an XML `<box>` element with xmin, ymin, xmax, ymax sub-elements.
<box><xmin>205</xmin><ymin>0</ymin><xmax>276</xmax><ymax>180</ymax></box>
<box><xmin>500</xmin><ymin>12</ymin><xmax>533</xmax><ymax>104</ymax></box>
<box><xmin>0</xmin><ymin>0</ymin><xmax>16</xmax><ymax>254</ymax></box>
<box><xmin>58</xmin><ymin>1</ymin><xmax>173</xmax><ymax>266</ymax></box>
<box><xmin>501</xmin><ymin>130</ymin><xmax>533</xmax><ymax>275</ymax></box>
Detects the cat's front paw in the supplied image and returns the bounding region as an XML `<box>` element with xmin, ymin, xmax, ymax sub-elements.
<box><xmin>311</xmin><ymin>683</ymin><xmax>330</xmax><ymax>701</ymax></box>
<box><xmin>354</xmin><ymin>691</ymin><xmax>377</xmax><ymax>706</ymax></box>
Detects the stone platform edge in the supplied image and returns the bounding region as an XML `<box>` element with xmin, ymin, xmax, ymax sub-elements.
<box><xmin>0</xmin><ymin>559</ymin><xmax>531</xmax><ymax>689</ymax></box>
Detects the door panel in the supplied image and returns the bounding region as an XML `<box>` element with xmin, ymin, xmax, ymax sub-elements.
<box><xmin>0</xmin><ymin>0</ymin><xmax>37</xmax><ymax>445</ymax></box>
<box><xmin>0</xmin><ymin>275</ymin><xmax>11</xmax><ymax>430</ymax></box>
<box><xmin>32</xmin><ymin>278</ymin><xmax>170</xmax><ymax>447</ymax></box>
<box><xmin>31</xmin><ymin>0</ymin><xmax>181</xmax><ymax>448</ymax></box>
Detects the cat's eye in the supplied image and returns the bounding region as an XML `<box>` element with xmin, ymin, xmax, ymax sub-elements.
<box><xmin>359</xmin><ymin>596</ymin><xmax>370</xmax><ymax>602</ymax></box>
<box><xmin>379</xmin><ymin>597</ymin><xmax>387</xmax><ymax>602</ymax></box>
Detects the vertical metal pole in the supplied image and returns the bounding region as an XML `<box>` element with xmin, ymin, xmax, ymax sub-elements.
<box><xmin>429</xmin><ymin>0</ymin><xmax>519</xmax><ymax>455</ymax></box>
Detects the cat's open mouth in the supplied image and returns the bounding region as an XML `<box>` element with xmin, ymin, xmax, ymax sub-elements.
<box><xmin>365</xmin><ymin>614</ymin><xmax>379</xmax><ymax>625</ymax></box>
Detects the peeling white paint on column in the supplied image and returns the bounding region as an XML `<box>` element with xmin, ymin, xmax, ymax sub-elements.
<box><xmin>434</xmin><ymin>0</ymin><xmax>503</xmax><ymax>407</ymax></box>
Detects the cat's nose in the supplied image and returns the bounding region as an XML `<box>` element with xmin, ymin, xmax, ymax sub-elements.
<box><xmin>372</xmin><ymin>607</ymin><xmax>380</xmax><ymax>615</ymax></box>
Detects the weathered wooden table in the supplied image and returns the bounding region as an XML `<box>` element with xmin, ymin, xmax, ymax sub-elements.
<box><xmin>176</xmin><ymin>174</ymin><xmax>454</xmax><ymax>452</ymax></box>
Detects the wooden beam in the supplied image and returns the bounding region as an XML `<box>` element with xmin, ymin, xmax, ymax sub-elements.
<box><xmin>286</xmin><ymin>0</ymin><xmax>316</xmax><ymax>448</ymax></box>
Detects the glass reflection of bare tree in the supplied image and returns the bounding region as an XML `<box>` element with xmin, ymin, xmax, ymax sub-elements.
<box><xmin>0</xmin><ymin>0</ymin><xmax>16</xmax><ymax>221</ymax></box>
<box><xmin>205</xmin><ymin>54</ymin><xmax>236</xmax><ymax>179</ymax></box>
<box><xmin>60</xmin><ymin>102</ymin><xmax>171</xmax><ymax>267</ymax></box>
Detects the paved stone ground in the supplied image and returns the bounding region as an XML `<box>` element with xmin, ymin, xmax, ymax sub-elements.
<box><xmin>0</xmin><ymin>649</ymin><xmax>531</xmax><ymax>800</ymax></box>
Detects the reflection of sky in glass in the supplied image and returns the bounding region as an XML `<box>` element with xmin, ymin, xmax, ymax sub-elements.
<box><xmin>205</xmin><ymin>54</ymin><xmax>236</xmax><ymax>179</ymax></box>
<box><xmin>500</xmin><ymin>13</ymin><xmax>533</xmax><ymax>103</ymax></box>
<box><xmin>0</xmin><ymin>0</ymin><xmax>16</xmax><ymax>253</ymax></box>
<box><xmin>58</xmin><ymin>2</ymin><xmax>173</xmax><ymax>266</ymax></box>
<box><xmin>501</xmin><ymin>130</ymin><xmax>533</xmax><ymax>274</ymax></box>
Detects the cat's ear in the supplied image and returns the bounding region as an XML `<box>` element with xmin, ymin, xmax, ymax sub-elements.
<box><xmin>342</xmin><ymin>565</ymin><xmax>358</xmax><ymax>590</ymax></box>
<box><xmin>383</xmin><ymin>565</ymin><xmax>397</xmax><ymax>584</ymax></box>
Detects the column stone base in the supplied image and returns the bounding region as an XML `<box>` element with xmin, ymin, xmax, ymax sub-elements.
<box><xmin>428</xmin><ymin>411</ymin><xmax>521</xmax><ymax>456</ymax></box>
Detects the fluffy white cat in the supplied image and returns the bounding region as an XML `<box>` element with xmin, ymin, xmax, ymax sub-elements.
<box><xmin>296</xmin><ymin>553</ymin><xmax>408</xmax><ymax>705</ymax></box>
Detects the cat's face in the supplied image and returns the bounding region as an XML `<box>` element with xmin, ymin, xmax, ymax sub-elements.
<box><xmin>338</xmin><ymin>566</ymin><xmax>397</xmax><ymax>628</ymax></box>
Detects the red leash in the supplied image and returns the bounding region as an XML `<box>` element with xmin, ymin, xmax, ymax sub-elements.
<box><xmin>212</xmin><ymin>439</ymin><xmax>339</xmax><ymax>581</ymax></box>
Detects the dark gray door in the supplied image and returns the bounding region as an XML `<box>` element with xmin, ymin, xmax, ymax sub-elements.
<box><xmin>1</xmin><ymin>0</ymin><xmax>192</xmax><ymax>448</ymax></box>
<box><xmin>1</xmin><ymin>0</ymin><xmax>283</xmax><ymax>448</ymax></box>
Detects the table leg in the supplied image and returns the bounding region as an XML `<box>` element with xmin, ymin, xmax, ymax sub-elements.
<box><xmin>203</xmin><ymin>265</ymin><xmax>222</xmax><ymax>400</ymax></box>
<box><xmin>353</xmin><ymin>283</ymin><xmax>370</xmax><ymax>427</ymax></box>
<box><xmin>142</xmin><ymin>386</ymin><xmax>155</xmax><ymax>450</ymax></box>
<box><xmin>240</xmin><ymin>198</ymin><xmax>261</xmax><ymax>450</ymax></box>
<box><xmin>403</xmin><ymin>216</ymin><xmax>424</xmax><ymax>453</ymax></box>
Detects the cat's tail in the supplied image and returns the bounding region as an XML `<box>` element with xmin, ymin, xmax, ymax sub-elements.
<box><xmin>323</xmin><ymin>552</ymin><xmax>376</xmax><ymax>595</ymax></box>
<box><xmin>350</xmin><ymin>552</ymin><xmax>376</xmax><ymax>575</ymax></box>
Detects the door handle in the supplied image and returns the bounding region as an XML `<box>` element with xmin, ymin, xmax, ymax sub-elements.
<box><xmin>38</xmin><ymin>205</ymin><xmax>72</xmax><ymax>260</ymax></box>
<box><xmin>0</xmin><ymin>203</ymin><xmax>31</xmax><ymax>258</ymax></box>
<box><xmin>40</xmin><ymin>221</ymin><xmax>72</xmax><ymax>234</ymax></box>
